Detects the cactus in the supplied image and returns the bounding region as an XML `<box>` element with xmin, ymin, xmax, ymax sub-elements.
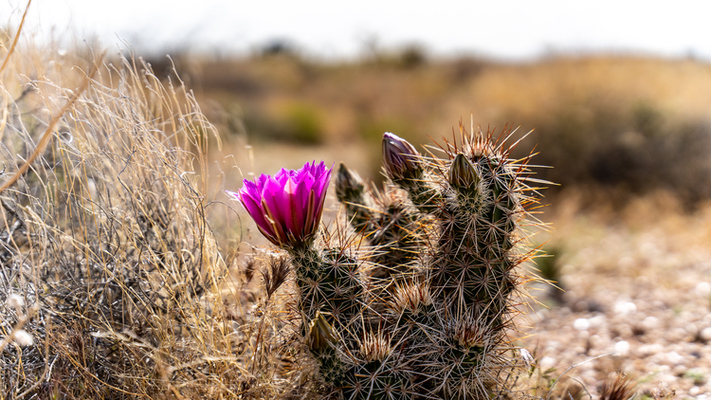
<box><xmin>230</xmin><ymin>124</ymin><xmax>543</xmax><ymax>399</ymax></box>
<box><xmin>335</xmin><ymin>163</ymin><xmax>425</xmax><ymax>287</ymax></box>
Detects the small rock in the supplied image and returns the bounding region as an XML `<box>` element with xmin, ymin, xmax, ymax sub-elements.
<box><xmin>574</xmin><ymin>318</ymin><xmax>590</xmax><ymax>331</ymax></box>
<box><xmin>686</xmin><ymin>324</ymin><xmax>699</xmax><ymax>338</ymax></box>
<box><xmin>614</xmin><ymin>340</ymin><xmax>630</xmax><ymax>356</ymax></box>
<box><xmin>638</xmin><ymin>343</ymin><xmax>664</xmax><ymax>357</ymax></box>
<box><xmin>641</xmin><ymin>316</ymin><xmax>660</xmax><ymax>330</ymax></box>
<box><xmin>695</xmin><ymin>281</ymin><xmax>711</xmax><ymax>296</ymax></box>
<box><xmin>614</xmin><ymin>301</ymin><xmax>637</xmax><ymax>315</ymax></box>
<box><xmin>613</xmin><ymin>323</ymin><xmax>633</xmax><ymax>338</ymax></box>
<box><xmin>540</xmin><ymin>356</ymin><xmax>556</xmax><ymax>371</ymax></box>
<box><xmin>589</xmin><ymin>315</ymin><xmax>606</xmax><ymax>327</ymax></box>
<box><xmin>700</xmin><ymin>327</ymin><xmax>711</xmax><ymax>343</ymax></box>
<box><xmin>669</xmin><ymin>327</ymin><xmax>690</xmax><ymax>342</ymax></box>
<box><xmin>589</xmin><ymin>334</ymin><xmax>604</xmax><ymax>349</ymax></box>
<box><xmin>673</xmin><ymin>364</ymin><xmax>687</xmax><ymax>376</ymax></box>
<box><xmin>661</xmin><ymin>351</ymin><xmax>684</xmax><ymax>366</ymax></box>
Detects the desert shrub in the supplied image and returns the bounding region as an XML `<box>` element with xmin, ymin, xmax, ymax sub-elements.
<box><xmin>460</xmin><ymin>57</ymin><xmax>711</xmax><ymax>207</ymax></box>
<box><xmin>506</xmin><ymin>98</ymin><xmax>711</xmax><ymax>207</ymax></box>
<box><xmin>282</xmin><ymin>102</ymin><xmax>326</xmax><ymax>144</ymax></box>
<box><xmin>244</xmin><ymin>101</ymin><xmax>325</xmax><ymax>145</ymax></box>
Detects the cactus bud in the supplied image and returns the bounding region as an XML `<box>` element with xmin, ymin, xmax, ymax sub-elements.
<box><xmin>335</xmin><ymin>163</ymin><xmax>365</xmax><ymax>202</ymax></box>
<box><xmin>382</xmin><ymin>132</ymin><xmax>421</xmax><ymax>180</ymax></box>
<box><xmin>308</xmin><ymin>311</ymin><xmax>338</xmax><ymax>352</ymax></box>
<box><xmin>448</xmin><ymin>153</ymin><xmax>479</xmax><ymax>191</ymax></box>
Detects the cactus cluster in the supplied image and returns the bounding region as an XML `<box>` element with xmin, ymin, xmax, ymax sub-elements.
<box><xmin>232</xmin><ymin>125</ymin><xmax>543</xmax><ymax>399</ymax></box>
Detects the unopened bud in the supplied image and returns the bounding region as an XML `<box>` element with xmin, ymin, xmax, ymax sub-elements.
<box><xmin>382</xmin><ymin>132</ymin><xmax>421</xmax><ymax>180</ymax></box>
<box><xmin>335</xmin><ymin>163</ymin><xmax>364</xmax><ymax>202</ymax></box>
<box><xmin>449</xmin><ymin>153</ymin><xmax>480</xmax><ymax>191</ymax></box>
<box><xmin>308</xmin><ymin>311</ymin><xmax>337</xmax><ymax>351</ymax></box>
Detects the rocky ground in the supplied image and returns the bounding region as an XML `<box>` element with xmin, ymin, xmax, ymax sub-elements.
<box><xmin>521</xmin><ymin>194</ymin><xmax>711</xmax><ymax>400</ymax></box>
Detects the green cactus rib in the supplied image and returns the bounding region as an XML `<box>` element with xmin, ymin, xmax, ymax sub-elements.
<box><xmin>287</xmin><ymin>245</ymin><xmax>365</xmax><ymax>388</ymax></box>
<box><xmin>335</xmin><ymin>163</ymin><xmax>373</xmax><ymax>233</ymax></box>
<box><xmin>432</xmin><ymin>154</ymin><xmax>522</xmax><ymax>327</ymax></box>
<box><xmin>290</xmin><ymin>246</ymin><xmax>364</xmax><ymax>326</ymax></box>
<box><xmin>336</xmin><ymin>165</ymin><xmax>426</xmax><ymax>288</ymax></box>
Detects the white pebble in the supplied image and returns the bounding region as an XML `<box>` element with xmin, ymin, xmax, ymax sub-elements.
<box><xmin>695</xmin><ymin>281</ymin><xmax>711</xmax><ymax>296</ymax></box>
<box><xmin>638</xmin><ymin>343</ymin><xmax>664</xmax><ymax>357</ymax></box>
<box><xmin>589</xmin><ymin>315</ymin><xmax>606</xmax><ymax>327</ymax></box>
<box><xmin>700</xmin><ymin>327</ymin><xmax>711</xmax><ymax>342</ymax></box>
<box><xmin>539</xmin><ymin>356</ymin><xmax>556</xmax><ymax>371</ymax></box>
<box><xmin>641</xmin><ymin>316</ymin><xmax>659</xmax><ymax>330</ymax></box>
<box><xmin>573</xmin><ymin>318</ymin><xmax>590</xmax><ymax>331</ymax></box>
<box><xmin>6</xmin><ymin>294</ymin><xmax>23</xmax><ymax>309</ymax></box>
<box><xmin>614</xmin><ymin>340</ymin><xmax>630</xmax><ymax>356</ymax></box>
<box><xmin>614</xmin><ymin>301</ymin><xmax>637</xmax><ymax>315</ymax></box>
<box><xmin>661</xmin><ymin>351</ymin><xmax>684</xmax><ymax>366</ymax></box>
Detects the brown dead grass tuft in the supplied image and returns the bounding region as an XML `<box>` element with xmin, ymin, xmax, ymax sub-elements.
<box><xmin>0</xmin><ymin>29</ymin><xmax>320</xmax><ymax>397</ymax></box>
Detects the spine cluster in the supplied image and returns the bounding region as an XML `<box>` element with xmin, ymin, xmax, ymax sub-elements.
<box><xmin>268</xmin><ymin>127</ymin><xmax>541</xmax><ymax>398</ymax></box>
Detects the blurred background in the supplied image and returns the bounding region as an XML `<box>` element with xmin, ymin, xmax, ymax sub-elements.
<box><xmin>6</xmin><ymin>0</ymin><xmax>711</xmax><ymax>206</ymax></box>
<box><xmin>5</xmin><ymin>0</ymin><xmax>711</xmax><ymax>194</ymax></box>
<box><xmin>3</xmin><ymin>1</ymin><xmax>711</xmax><ymax>395</ymax></box>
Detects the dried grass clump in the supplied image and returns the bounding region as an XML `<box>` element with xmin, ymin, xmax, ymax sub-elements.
<box><xmin>0</xmin><ymin>32</ymin><xmax>296</xmax><ymax>396</ymax></box>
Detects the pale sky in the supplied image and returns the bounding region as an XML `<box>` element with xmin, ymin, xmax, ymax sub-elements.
<box><xmin>3</xmin><ymin>0</ymin><xmax>711</xmax><ymax>61</ymax></box>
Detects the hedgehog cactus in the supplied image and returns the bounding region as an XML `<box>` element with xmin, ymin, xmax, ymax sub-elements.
<box><xmin>231</xmin><ymin>125</ymin><xmax>542</xmax><ymax>399</ymax></box>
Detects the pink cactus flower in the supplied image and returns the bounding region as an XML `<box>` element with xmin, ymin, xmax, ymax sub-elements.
<box><xmin>227</xmin><ymin>161</ymin><xmax>332</xmax><ymax>248</ymax></box>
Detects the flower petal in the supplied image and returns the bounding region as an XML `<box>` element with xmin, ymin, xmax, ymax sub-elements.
<box><xmin>227</xmin><ymin>161</ymin><xmax>333</xmax><ymax>248</ymax></box>
<box><xmin>238</xmin><ymin>190</ymin><xmax>271</xmax><ymax>234</ymax></box>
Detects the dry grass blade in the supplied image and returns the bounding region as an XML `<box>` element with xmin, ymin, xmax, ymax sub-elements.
<box><xmin>0</xmin><ymin>0</ymin><xmax>31</xmax><ymax>77</ymax></box>
<box><xmin>0</xmin><ymin>52</ymin><xmax>102</xmax><ymax>195</ymax></box>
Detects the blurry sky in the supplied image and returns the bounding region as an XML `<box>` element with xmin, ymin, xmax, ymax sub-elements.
<box><xmin>3</xmin><ymin>0</ymin><xmax>710</xmax><ymax>61</ymax></box>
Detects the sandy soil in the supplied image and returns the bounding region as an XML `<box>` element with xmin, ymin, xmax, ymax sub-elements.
<box><xmin>521</xmin><ymin>194</ymin><xmax>711</xmax><ymax>399</ymax></box>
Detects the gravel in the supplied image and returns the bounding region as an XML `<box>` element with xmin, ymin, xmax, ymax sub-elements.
<box><xmin>520</xmin><ymin>198</ymin><xmax>711</xmax><ymax>399</ymax></box>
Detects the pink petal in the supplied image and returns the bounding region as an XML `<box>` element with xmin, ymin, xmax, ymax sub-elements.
<box><xmin>261</xmin><ymin>196</ymin><xmax>286</xmax><ymax>245</ymax></box>
<box><xmin>283</xmin><ymin>177</ymin><xmax>303</xmax><ymax>238</ymax></box>
<box><xmin>225</xmin><ymin>190</ymin><xmax>241</xmax><ymax>201</ymax></box>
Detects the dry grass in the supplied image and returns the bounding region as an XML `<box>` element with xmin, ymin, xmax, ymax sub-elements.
<box><xmin>0</xmin><ymin>27</ymin><xmax>306</xmax><ymax>398</ymax></box>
